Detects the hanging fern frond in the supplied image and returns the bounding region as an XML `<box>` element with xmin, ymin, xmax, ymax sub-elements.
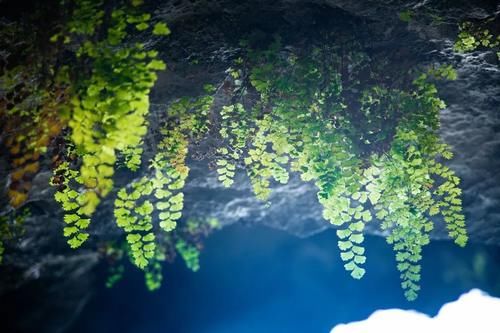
<box><xmin>46</xmin><ymin>0</ymin><xmax>171</xmax><ymax>248</ymax></box>
<box><xmin>113</xmin><ymin>94</ymin><xmax>213</xmax><ymax>268</ymax></box>
<box><xmin>216</xmin><ymin>103</ymin><xmax>251</xmax><ymax>187</ymax></box>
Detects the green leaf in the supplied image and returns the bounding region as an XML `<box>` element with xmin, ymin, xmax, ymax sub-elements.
<box><xmin>351</xmin><ymin>246</ymin><xmax>365</xmax><ymax>255</ymax></box>
<box><xmin>156</xmin><ymin>201</ymin><xmax>171</xmax><ymax>210</ymax></box>
<box><xmin>142</xmin><ymin>233</ymin><xmax>155</xmax><ymax>242</ymax></box>
<box><xmin>336</xmin><ymin>229</ymin><xmax>352</xmax><ymax>239</ymax></box>
<box><xmin>148</xmin><ymin>60</ymin><xmax>166</xmax><ymax>71</ymax></box>
<box><xmin>170</xmin><ymin>212</ymin><xmax>182</xmax><ymax>220</ymax></box>
<box><xmin>349</xmin><ymin>221</ymin><xmax>364</xmax><ymax>232</ymax></box>
<box><xmin>429</xmin><ymin>206</ymin><xmax>440</xmax><ymax>216</ymax></box>
<box><xmin>375</xmin><ymin>209</ymin><xmax>388</xmax><ymax>220</ymax></box>
<box><xmin>338</xmin><ymin>240</ymin><xmax>353</xmax><ymax>251</ymax></box>
<box><xmin>340</xmin><ymin>251</ymin><xmax>354</xmax><ymax>261</ymax></box>
<box><xmin>127</xmin><ymin>233</ymin><xmax>141</xmax><ymax>244</ymax></box>
<box><xmin>351</xmin><ymin>266</ymin><xmax>366</xmax><ymax>279</ymax></box>
<box><xmin>135</xmin><ymin>256</ymin><xmax>148</xmax><ymax>269</ymax></box>
<box><xmin>349</xmin><ymin>233</ymin><xmax>364</xmax><ymax>244</ymax></box>
<box><xmin>63</xmin><ymin>226</ymin><xmax>79</xmax><ymax>237</ymax></box>
<box><xmin>152</xmin><ymin>22</ymin><xmax>171</xmax><ymax>36</ymax></box>
<box><xmin>64</xmin><ymin>214</ymin><xmax>80</xmax><ymax>224</ymax></box>
<box><xmin>136</xmin><ymin>22</ymin><xmax>149</xmax><ymax>31</ymax></box>
<box><xmin>353</xmin><ymin>255</ymin><xmax>366</xmax><ymax>265</ymax></box>
<box><xmin>368</xmin><ymin>191</ymin><xmax>380</xmax><ymax>205</ymax></box>
<box><xmin>159</xmin><ymin>220</ymin><xmax>176</xmax><ymax>231</ymax></box>
<box><xmin>344</xmin><ymin>261</ymin><xmax>356</xmax><ymax>271</ymax></box>
<box><xmin>361</xmin><ymin>211</ymin><xmax>372</xmax><ymax>222</ymax></box>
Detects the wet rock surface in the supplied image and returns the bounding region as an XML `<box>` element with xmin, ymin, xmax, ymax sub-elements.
<box><xmin>0</xmin><ymin>198</ymin><xmax>99</xmax><ymax>333</ymax></box>
<box><xmin>148</xmin><ymin>0</ymin><xmax>500</xmax><ymax>243</ymax></box>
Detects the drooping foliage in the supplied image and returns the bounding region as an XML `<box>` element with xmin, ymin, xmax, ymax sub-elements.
<box><xmin>454</xmin><ymin>21</ymin><xmax>500</xmax><ymax>60</ymax></box>
<box><xmin>224</xmin><ymin>41</ymin><xmax>372</xmax><ymax>279</ymax></box>
<box><xmin>49</xmin><ymin>0</ymin><xmax>170</xmax><ymax>248</ymax></box>
<box><xmin>356</xmin><ymin>68</ymin><xmax>466</xmax><ymax>299</ymax></box>
<box><xmin>114</xmin><ymin>90</ymin><xmax>214</xmax><ymax>268</ymax></box>
<box><xmin>1</xmin><ymin>1</ymin><xmax>469</xmax><ymax>301</ymax></box>
<box><xmin>207</xmin><ymin>39</ymin><xmax>467</xmax><ymax>299</ymax></box>
<box><xmin>216</xmin><ymin>104</ymin><xmax>250</xmax><ymax>187</ymax></box>
<box><xmin>103</xmin><ymin>216</ymin><xmax>220</xmax><ymax>290</ymax></box>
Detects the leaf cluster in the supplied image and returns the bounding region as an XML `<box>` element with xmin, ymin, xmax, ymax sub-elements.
<box><xmin>454</xmin><ymin>21</ymin><xmax>500</xmax><ymax>59</ymax></box>
<box><xmin>113</xmin><ymin>94</ymin><xmax>213</xmax><ymax>268</ymax></box>
<box><xmin>47</xmin><ymin>0</ymin><xmax>171</xmax><ymax>248</ymax></box>
<box><xmin>208</xmin><ymin>43</ymin><xmax>468</xmax><ymax>300</ymax></box>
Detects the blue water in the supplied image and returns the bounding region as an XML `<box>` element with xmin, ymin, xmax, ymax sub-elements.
<box><xmin>72</xmin><ymin>225</ymin><xmax>500</xmax><ymax>333</ymax></box>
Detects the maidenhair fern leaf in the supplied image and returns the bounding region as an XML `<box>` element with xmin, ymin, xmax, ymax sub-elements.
<box><xmin>244</xmin><ymin>115</ymin><xmax>290</xmax><ymax>201</ymax></box>
<box><xmin>216</xmin><ymin>104</ymin><xmax>251</xmax><ymax>187</ymax></box>
<box><xmin>114</xmin><ymin>180</ymin><xmax>156</xmax><ymax>269</ymax></box>
<box><xmin>112</xmin><ymin>94</ymin><xmax>213</xmax><ymax>269</ymax></box>
<box><xmin>176</xmin><ymin>239</ymin><xmax>201</xmax><ymax>272</ymax></box>
<box><xmin>152</xmin><ymin>22</ymin><xmax>171</xmax><ymax>36</ymax></box>
<box><xmin>51</xmin><ymin>162</ymin><xmax>93</xmax><ymax>248</ymax></box>
<box><xmin>49</xmin><ymin>0</ymin><xmax>170</xmax><ymax>250</ymax></box>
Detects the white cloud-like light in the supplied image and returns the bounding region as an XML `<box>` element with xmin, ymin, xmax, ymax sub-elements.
<box><xmin>331</xmin><ymin>289</ymin><xmax>500</xmax><ymax>333</ymax></box>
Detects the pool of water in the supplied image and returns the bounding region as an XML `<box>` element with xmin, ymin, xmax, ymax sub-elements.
<box><xmin>71</xmin><ymin>224</ymin><xmax>500</xmax><ymax>333</ymax></box>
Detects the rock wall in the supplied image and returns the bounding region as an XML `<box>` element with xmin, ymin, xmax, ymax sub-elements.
<box><xmin>1</xmin><ymin>0</ymin><xmax>499</xmax><ymax>332</ymax></box>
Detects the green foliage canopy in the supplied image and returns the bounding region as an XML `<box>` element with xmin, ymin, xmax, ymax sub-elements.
<box><xmin>49</xmin><ymin>0</ymin><xmax>169</xmax><ymax>248</ymax></box>
<box><xmin>454</xmin><ymin>21</ymin><xmax>500</xmax><ymax>60</ymax></box>
<box><xmin>0</xmin><ymin>2</ymin><xmax>469</xmax><ymax>301</ymax></box>
<box><xmin>208</xmin><ymin>40</ymin><xmax>468</xmax><ymax>299</ymax></box>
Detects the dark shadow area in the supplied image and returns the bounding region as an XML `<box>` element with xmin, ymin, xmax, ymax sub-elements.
<box><xmin>71</xmin><ymin>224</ymin><xmax>500</xmax><ymax>333</ymax></box>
